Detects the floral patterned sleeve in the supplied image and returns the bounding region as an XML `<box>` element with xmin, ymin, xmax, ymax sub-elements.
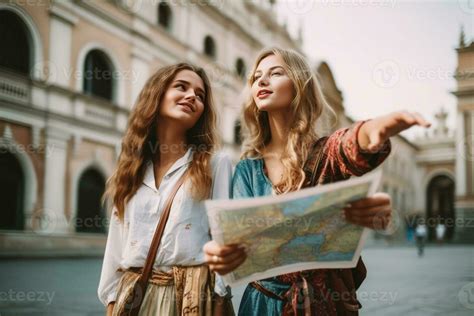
<box><xmin>319</xmin><ymin>120</ymin><xmax>391</xmax><ymax>181</ymax></box>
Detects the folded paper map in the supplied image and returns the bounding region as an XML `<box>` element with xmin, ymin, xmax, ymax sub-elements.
<box><xmin>205</xmin><ymin>170</ymin><xmax>382</xmax><ymax>286</ymax></box>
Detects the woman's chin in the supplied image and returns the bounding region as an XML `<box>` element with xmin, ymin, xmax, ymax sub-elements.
<box><xmin>256</xmin><ymin>102</ymin><xmax>274</xmax><ymax>111</ymax></box>
<box><xmin>160</xmin><ymin>112</ymin><xmax>198</xmax><ymax>128</ymax></box>
<box><xmin>256</xmin><ymin>103</ymin><xmax>287</xmax><ymax>113</ymax></box>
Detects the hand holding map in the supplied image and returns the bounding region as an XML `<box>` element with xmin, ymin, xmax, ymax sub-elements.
<box><xmin>205</xmin><ymin>170</ymin><xmax>383</xmax><ymax>286</ymax></box>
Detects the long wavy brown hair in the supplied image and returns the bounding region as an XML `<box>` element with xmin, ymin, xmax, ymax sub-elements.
<box><xmin>241</xmin><ymin>47</ymin><xmax>332</xmax><ymax>193</ymax></box>
<box><xmin>105</xmin><ymin>63</ymin><xmax>218</xmax><ymax>221</ymax></box>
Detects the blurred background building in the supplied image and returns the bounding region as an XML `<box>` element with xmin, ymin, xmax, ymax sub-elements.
<box><xmin>0</xmin><ymin>0</ymin><xmax>472</xmax><ymax>257</ymax></box>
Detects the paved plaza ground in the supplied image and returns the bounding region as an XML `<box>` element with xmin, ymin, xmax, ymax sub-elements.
<box><xmin>0</xmin><ymin>245</ymin><xmax>473</xmax><ymax>315</ymax></box>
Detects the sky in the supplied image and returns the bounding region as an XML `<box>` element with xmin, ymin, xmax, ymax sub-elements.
<box><xmin>275</xmin><ymin>0</ymin><xmax>474</xmax><ymax>140</ymax></box>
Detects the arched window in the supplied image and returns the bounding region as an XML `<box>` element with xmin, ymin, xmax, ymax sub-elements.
<box><xmin>0</xmin><ymin>152</ymin><xmax>24</xmax><ymax>230</ymax></box>
<box><xmin>0</xmin><ymin>10</ymin><xmax>30</xmax><ymax>76</ymax></box>
<box><xmin>234</xmin><ymin>120</ymin><xmax>242</xmax><ymax>145</ymax></box>
<box><xmin>426</xmin><ymin>175</ymin><xmax>455</xmax><ymax>241</ymax></box>
<box><xmin>82</xmin><ymin>49</ymin><xmax>114</xmax><ymax>101</ymax></box>
<box><xmin>235</xmin><ymin>58</ymin><xmax>246</xmax><ymax>79</ymax></box>
<box><xmin>158</xmin><ymin>1</ymin><xmax>172</xmax><ymax>31</ymax></box>
<box><xmin>203</xmin><ymin>36</ymin><xmax>216</xmax><ymax>60</ymax></box>
<box><xmin>76</xmin><ymin>168</ymin><xmax>106</xmax><ymax>233</ymax></box>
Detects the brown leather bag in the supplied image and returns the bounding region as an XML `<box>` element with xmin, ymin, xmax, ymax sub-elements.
<box><xmin>114</xmin><ymin>168</ymin><xmax>234</xmax><ymax>316</ymax></box>
<box><xmin>115</xmin><ymin>170</ymin><xmax>189</xmax><ymax>316</ymax></box>
<box><xmin>212</xmin><ymin>290</ymin><xmax>235</xmax><ymax>316</ymax></box>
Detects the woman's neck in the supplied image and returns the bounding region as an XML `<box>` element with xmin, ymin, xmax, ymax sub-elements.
<box><xmin>265</xmin><ymin>111</ymin><xmax>292</xmax><ymax>156</ymax></box>
<box><xmin>154</xmin><ymin>120</ymin><xmax>188</xmax><ymax>165</ymax></box>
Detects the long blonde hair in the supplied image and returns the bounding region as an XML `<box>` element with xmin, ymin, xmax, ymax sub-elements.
<box><xmin>241</xmin><ymin>47</ymin><xmax>330</xmax><ymax>193</ymax></box>
<box><xmin>105</xmin><ymin>63</ymin><xmax>218</xmax><ymax>221</ymax></box>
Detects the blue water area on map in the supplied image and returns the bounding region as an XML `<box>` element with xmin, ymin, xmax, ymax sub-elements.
<box><xmin>279</xmin><ymin>234</ymin><xmax>355</xmax><ymax>264</ymax></box>
<box><xmin>279</xmin><ymin>234</ymin><xmax>325</xmax><ymax>264</ymax></box>
<box><xmin>281</xmin><ymin>195</ymin><xmax>321</xmax><ymax>217</ymax></box>
<box><xmin>317</xmin><ymin>251</ymin><xmax>354</xmax><ymax>262</ymax></box>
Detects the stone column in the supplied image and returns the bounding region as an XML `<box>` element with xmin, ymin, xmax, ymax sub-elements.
<box><xmin>453</xmin><ymin>40</ymin><xmax>474</xmax><ymax>242</ymax></box>
<box><xmin>47</xmin><ymin>5</ymin><xmax>77</xmax><ymax>88</ymax></box>
<box><xmin>41</xmin><ymin>126</ymin><xmax>70</xmax><ymax>234</ymax></box>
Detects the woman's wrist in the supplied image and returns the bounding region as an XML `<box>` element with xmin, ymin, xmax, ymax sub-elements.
<box><xmin>356</xmin><ymin>120</ymin><xmax>372</xmax><ymax>152</ymax></box>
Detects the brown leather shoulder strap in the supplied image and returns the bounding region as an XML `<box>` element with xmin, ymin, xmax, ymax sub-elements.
<box><xmin>139</xmin><ymin>169</ymin><xmax>189</xmax><ymax>285</ymax></box>
<box><xmin>303</xmin><ymin>136</ymin><xmax>328</xmax><ymax>187</ymax></box>
<box><xmin>250</xmin><ymin>281</ymin><xmax>286</xmax><ymax>301</ymax></box>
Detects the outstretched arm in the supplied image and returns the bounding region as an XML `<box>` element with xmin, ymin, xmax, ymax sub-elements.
<box><xmin>358</xmin><ymin>111</ymin><xmax>431</xmax><ymax>152</ymax></box>
<box><xmin>344</xmin><ymin>111</ymin><xmax>430</xmax><ymax>230</ymax></box>
<box><xmin>320</xmin><ymin>111</ymin><xmax>430</xmax><ymax>180</ymax></box>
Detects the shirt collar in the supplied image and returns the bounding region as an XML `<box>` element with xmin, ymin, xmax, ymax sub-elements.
<box><xmin>142</xmin><ymin>147</ymin><xmax>194</xmax><ymax>191</ymax></box>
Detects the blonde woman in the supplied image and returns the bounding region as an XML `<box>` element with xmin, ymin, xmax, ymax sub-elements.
<box><xmin>98</xmin><ymin>63</ymin><xmax>232</xmax><ymax>315</ymax></box>
<box><xmin>204</xmin><ymin>48</ymin><xmax>430</xmax><ymax>315</ymax></box>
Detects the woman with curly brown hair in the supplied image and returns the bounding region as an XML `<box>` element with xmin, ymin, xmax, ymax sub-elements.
<box><xmin>98</xmin><ymin>63</ymin><xmax>232</xmax><ymax>315</ymax></box>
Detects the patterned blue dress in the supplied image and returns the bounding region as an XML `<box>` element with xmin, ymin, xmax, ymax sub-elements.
<box><xmin>231</xmin><ymin>121</ymin><xmax>391</xmax><ymax>316</ymax></box>
<box><xmin>232</xmin><ymin>158</ymin><xmax>289</xmax><ymax>315</ymax></box>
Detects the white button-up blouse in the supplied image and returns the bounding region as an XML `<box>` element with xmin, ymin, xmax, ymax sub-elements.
<box><xmin>97</xmin><ymin>149</ymin><xmax>232</xmax><ymax>306</ymax></box>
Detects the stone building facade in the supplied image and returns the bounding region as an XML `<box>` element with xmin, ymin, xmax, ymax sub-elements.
<box><xmin>0</xmin><ymin>0</ymin><xmax>471</xmax><ymax>255</ymax></box>
<box><xmin>0</xmin><ymin>0</ymin><xmax>302</xmax><ymax>254</ymax></box>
